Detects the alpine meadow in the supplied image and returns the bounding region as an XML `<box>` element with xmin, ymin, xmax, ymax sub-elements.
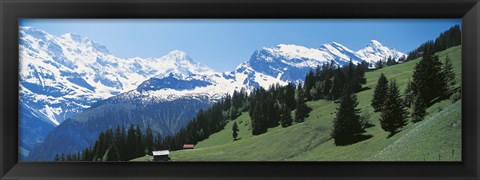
<box><xmin>18</xmin><ymin>20</ymin><xmax>461</xmax><ymax>162</ymax></box>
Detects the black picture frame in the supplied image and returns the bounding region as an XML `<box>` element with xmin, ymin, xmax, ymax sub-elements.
<box><xmin>1</xmin><ymin>0</ymin><xmax>479</xmax><ymax>179</ymax></box>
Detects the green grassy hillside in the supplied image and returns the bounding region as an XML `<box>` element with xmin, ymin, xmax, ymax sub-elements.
<box><xmin>138</xmin><ymin>46</ymin><xmax>462</xmax><ymax>161</ymax></box>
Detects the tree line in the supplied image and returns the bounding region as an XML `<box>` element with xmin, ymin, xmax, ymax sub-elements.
<box><xmin>406</xmin><ymin>25</ymin><xmax>461</xmax><ymax>61</ymax></box>
<box><xmin>375</xmin><ymin>55</ymin><xmax>407</xmax><ymax>70</ymax></box>
<box><xmin>55</xmin><ymin>124</ymin><xmax>154</xmax><ymax>161</ymax></box>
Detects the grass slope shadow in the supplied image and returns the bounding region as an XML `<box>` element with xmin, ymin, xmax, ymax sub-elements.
<box><xmin>335</xmin><ymin>134</ymin><xmax>373</xmax><ymax>146</ymax></box>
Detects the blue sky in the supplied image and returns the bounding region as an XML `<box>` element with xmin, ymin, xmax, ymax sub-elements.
<box><xmin>20</xmin><ymin>19</ymin><xmax>460</xmax><ymax>72</ymax></box>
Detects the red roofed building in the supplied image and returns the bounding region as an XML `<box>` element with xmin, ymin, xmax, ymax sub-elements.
<box><xmin>183</xmin><ymin>144</ymin><xmax>195</xmax><ymax>149</ymax></box>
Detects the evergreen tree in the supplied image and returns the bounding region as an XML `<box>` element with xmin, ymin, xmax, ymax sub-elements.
<box><xmin>284</xmin><ymin>83</ymin><xmax>297</xmax><ymax>111</ymax></box>
<box><xmin>344</xmin><ymin>60</ymin><xmax>356</xmax><ymax>91</ymax></box>
<box><xmin>310</xmin><ymin>85</ymin><xmax>320</xmax><ymax>101</ymax></box>
<box><xmin>295</xmin><ymin>86</ymin><xmax>311</xmax><ymax>123</ymax></box>
<box><xmin>114</xmin><ymin>125</ymin><xmax>126</xmax><ymax>160</ymax></box>
<box><xmin>442</xmin><ymin>55</ymin><xmax>456</xmax><ymax>96</ymax></box>
<box><xmin>403</xmin><ymin>80</ymin><xmax>415</xmax><ymax>108</ymax></box>
<box><xmin>230</xmin><ymin>90</ymin><xmax>244</xmax><ymax>119</ymax></box>
<box><xmin>380</xmin><ymin>79</ymin><xmax>408</xmax><ymax>136</ymax></box>
<box><xmin>345</xmin><ymin>60</ymin><xmax>355</xmax><ymax>77</ymax></box>
<box><xmin>229</xmin><ymin>106</ymin><xmax>240</xmax><ymax>121</ymax></box>
<box><xmin>371</xmin><ymin>73</ymin><xmax>389</xmax><ymax>112</ymax></box>
<box><xmin>144</xmin><ymin>125</ymin><xmax>154</xmax><ymax>155</ymax></box>
<box><xmin>314</xmin><ymin>62</ymin><xmax>335</xmax><ymax>100</ymax></box>
<box><xmin>265</xmin><ymin>91</ymin><xmax>280</xmax><ymax>128</ymax></box>
<box><xmin>126</xmin><ymin>124</ymin><xmax>137</xmax><ymax>160</ymax></box>
<box><xmin>54</xmin><ymin>154</ymin><xmax>60</xmax><ymax>161</ymax></box>
<box><xmin>331</xmin><ymin>88</ymin><xmax>364</xmax><ymax>145</ymax></box>
<box><xmin>280</xmin><ymin>104</ymin><xmax>293</xmax><ymax>128</ymax></box>
<box><xmin>358</xmin><ymin>60</ymin><xmax>369</xmax><ymax>72</ymax></box>
<box><xmin>93</xmin><ymin>132</ymin><xmax>107</xmax><ymax>160</ymax></box>
<box><xmin>314</xmin><ymin>65</ymin><xmax>322</xmax><ymax>81</ymax></box>
<box><xmin>81</xmin><ymin>148</ymin><xmax>90</xmax><ymax>161</ymax></box>
<box><xmin>106</xmin><ymin>144</ymin><xmax>121</xmax><ymax>161</ymax></box>
<box><xmin>411</xmin><ymin>45</ymin><xmax>447</xmax><ymax>103</ymax></box>
<box><xmin>386</xmin><ymin>56</ymin><xmax>396</xmax><ymax>66</ymax></box>
<box><xmin>411</xmin><ymin>94</ymin><xmax>427</xmax><ymax>123</ymax></box>
<box><xmin>135</xmin><ymin>125</ymin><xmax>144</xmax><ymax>157</ymax></box>
<box><xmin>250</xmin><ymin>102</ymin><xmax>266</xmax><ymax>135</ymax></box>
<box><xmin>223</xmin><ymin>94</ymin><xmax>232</xmax><ymax>111</ymax></box>
<box><xmin>304</xmin><ymin>70</ymin><xmax>315</xmax><ymax>101</ymax></box>
<box><xmin>104</xmin><ymin>129</ymin><xmax>116</xmax><ymax>160</ymax></box>
<box><xmin>375</xmin><ymin>60</ymin><xmax>384</xmax><ymax>69</ymax></box>
<box><xmin>354</xmin><ymin>61</ymin><xmax>367</xmax><ymax>91</ymax></box>
<box><xmin>322</xmin><ymin>77</ymin><xmax>333</xmax><ymax>100</ymax></box>
<box><xmin>331</xmin><ymin>67</ymin><xmax>346</xmax><ymax>101</ymax></box>
<box><xmin>232</xmin><ymin>121</ymin><xmax>239</xmax><ymax>141</ymax></box>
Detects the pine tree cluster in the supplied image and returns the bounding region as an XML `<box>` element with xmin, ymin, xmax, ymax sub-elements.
<box><xmin>249</xmin><ymin>83</ymin><xmax>298</xmax><ymax>135</ymax></box>
<box><xmin>303</xmin><ymin>60</ymin><xmax>368</xmax><ymax>102</ymax></box>
<box><xmin>56</xmin><ymin>124</ymin><xmax>156</xmax><ymax>161</ymax></box>
<box><xmin>372</xmin><ymin>46</ymin><xmax>457</xmax><ymax>136</ymax></box>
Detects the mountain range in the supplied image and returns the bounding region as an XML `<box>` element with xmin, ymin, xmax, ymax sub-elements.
<box><xmin>19</xmin><ymin>26</ymin><xmax>406</xmax><ymax>160</ymax></box>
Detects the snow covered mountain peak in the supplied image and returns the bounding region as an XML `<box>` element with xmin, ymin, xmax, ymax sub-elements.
<box><xmin>331</xmin><ymin>41</ymin><xmax>344</xmax><ymax>46</ymax></box>
<box><xmin>356</xmin><ymin>40</ymin><xmax>407</xmax><ymax>63</ymax></box>
<box><xmin>329</xmin><ymin>41</ymin><xmax>350</xmax><ymax>49</ymax></box>
<box><xmin>275</xmin><ymin>43</ymin><xmax>307</xmax><ymax>50</ymax></box>
<box><xmin>164</xmin><ymin>49</ymin><xmax>191</xmax><ymax>61</ymax></box>
<box><xmin>61</xmin><ymin>33</ymin><xmax>84</xmax><ymax>43</ymax></box>
<box><xmin>368</xmin><ymin>39</ymin><xmax>383</xmax><ymax>47</ymax></box>
<box><xmin>268</xmin><ymin>44</ymin><xmax>319</xmax><ymax>56</ymax></box>
<box><xmin>152</xmin><ymin>50</ymin><xmax>215</xmax><ymax>79</ymax></box>
<box><xmin>320</xmin><ymin>42</ymin><xmax>358</xmax><ymax>57</ymax></box>
<box><xmin>261</xmin><ymin>44</ymin><xmax>332</xmax><ymax>63</ymax></box>
<box><xmin>60</xmin><ymin>33</ymin><xmax>110</xmax><ymax>54</ymax></box>
<box><xmin>20</xmin><ymin>26</ymin><xmax>49</xmax><ymax>37</ymax></box>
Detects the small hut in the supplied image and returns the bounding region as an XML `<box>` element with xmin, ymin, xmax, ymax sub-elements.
<box><xmin>152</xmin><ymin>150</ymin><xmax>170</xmax><ymax>161</ymax></box>
<box><xmin>183</xmin><ymin>144</ymin><xmax>195</xmax><ymax>149</ymax></box>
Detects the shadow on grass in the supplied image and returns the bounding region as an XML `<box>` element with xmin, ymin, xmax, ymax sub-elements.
<box><xmin>426</xmin><ymin>92</ymin><xmax>457</xmax><ymax>108</ymax></box>
<box><xmin>386</xmin><ymin>128</ymin><xmax>406</xmax><ymax>138</ymax></box>
<box><xmin>335</xmin><ymin>134</ymin><xmax>373</xmax><ymax>146</ymax></box>
<box><xmin>358</xmin><ymin>87</ymin><xmax>372</xmax><ymax>93</ymax></box>
<box><xmin>386</xmin><ymin>131</ymin><xmax>398</xmax><ymax>139</ymax></box>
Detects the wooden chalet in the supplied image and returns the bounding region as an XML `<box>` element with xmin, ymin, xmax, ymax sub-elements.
<box><xmin>152</xmin><ymin>150</ymin><xmax>170</xmax><ymax>161</ymax></box>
